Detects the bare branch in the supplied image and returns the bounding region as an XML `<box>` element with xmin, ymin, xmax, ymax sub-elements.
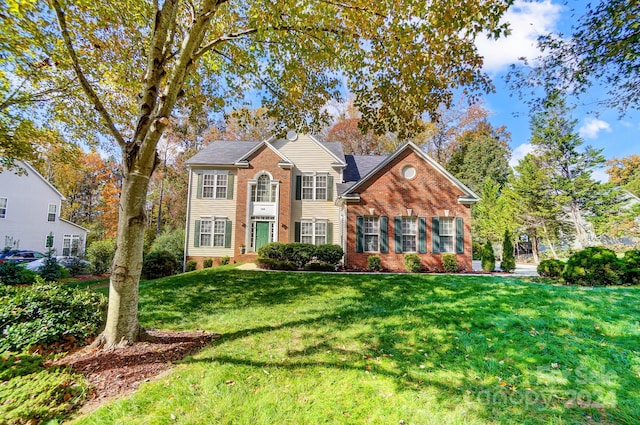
<box><xmin>318</xmin><ymin>0</ymin><xmax>387</xmax><ymax>18</ymax></box>
<box><xmin>49</xmin><ymin>0</ymin><xmax>127</xmax><ymax>148</ymax></box>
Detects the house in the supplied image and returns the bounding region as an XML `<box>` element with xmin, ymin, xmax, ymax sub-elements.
<box><xmin>0</xmin><ymin>161</ymin><xmax>89</xmax><ymax>256</ymax></box>
<box><xmin>184</xmin><ymin>133</ymin><xmax>479</xmax><ymax>271</ymax></box>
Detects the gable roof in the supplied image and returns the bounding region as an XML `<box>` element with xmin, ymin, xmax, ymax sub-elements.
<box><xmin>236</xmin><ymin>137</ymin><xmax>293</xmax><ymax>164</ymax></box>
<box><xmin>185</xmin><ymin>141</ymin><xmax>259</xmax><ymax>166</ymax></box>
<box><xmin>340</xmin><ymin>142</ymin><xmax>480</xmax><ymax>203</ymax></box>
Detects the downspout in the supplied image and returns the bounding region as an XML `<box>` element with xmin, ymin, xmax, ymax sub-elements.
<box><xmin>183</xmin><ymin>167</ymin><xmax>193</xmax><ymax>271</ymax></box>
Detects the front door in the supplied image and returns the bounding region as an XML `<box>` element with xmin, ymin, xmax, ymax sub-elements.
<box><xmin>255</xmin><ymin>221</ymin><xmax>270</xmax><ymax>251</ymax></box>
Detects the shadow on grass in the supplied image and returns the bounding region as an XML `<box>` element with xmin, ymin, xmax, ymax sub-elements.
<box><xmin>142</xmin><ymin>268</ymin><xmax>639</xmax><ymax>424</ymax></box>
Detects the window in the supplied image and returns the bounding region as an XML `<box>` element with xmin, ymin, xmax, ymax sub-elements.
<box><xmin>199</xmin><ymin>219</ymin><xmax>228</xmax><ymax>247</ymax></box>
<box><xmin>402</xmin><ymin>217</ymin><xmax>417</xmax><ymax>252</ymax></box>
<box><xmin>213</xmin><ymin>220</ymin><xmax>226</xmax><ymax>247</ymax></box>
<box><xmin>200</xmin><ymin>220</ymin><xmax>212</xmax><ymax>246</ymax></box>
<box><xmin>202</xmin><ymin>173</ymin><xmax>228</xmax><ymax>199</ymax></box>
<box><xmin>364</xmin><ymin>216</ymin><xmax>379</xmax><ymax>252</ymax></box>
<box><xmin>300</xmin><ymin>174</ymin><xmax>330</xmax><ymax>200</ymax></box>
<box><xmin>48</xmin><ymin>204</ymin><xmax>57</xmax><ymax>222</ymax></box>
<box><xmin>0</xmin><ymin>198</ymin><xmax>6</xmax><ymax>219</ymax></box>
<box><xmin>63</xmin><ymin>234</ymin><xmax>81</xmax><ymax>256</ymax></box>
<box><xmin>440</xmin><ymin>217</ymin><xmax>455</xmax><ymax>253</ymax></box>
<box><xmin>252</xmin><ymin>174</ymin><xmax>276</xmax><ymax>202</ymax></box>
<box><xmin>300</xmin><ymin>220</ymin><xmax>327</xmax><ymax>245</ymax></box>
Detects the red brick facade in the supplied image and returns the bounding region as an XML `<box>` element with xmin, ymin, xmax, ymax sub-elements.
<box><xmin>344</xmin><ymin>148</ymin><xmax>473</xmax><ymax>272</ymax></box>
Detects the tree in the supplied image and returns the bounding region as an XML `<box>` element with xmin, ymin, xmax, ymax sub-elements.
<box><xmin>509</xmin><ymin>0</ymin><xmax>640</xmax><ymax>114</ymax></box>
<box><xmin>529</xmin><ymin>92</ymin><xmax>608</xmax><ymax>249</ymax></box>
<box><xmin>505</xmin><ymin>154</ymin><xmax>567</xmax><ymax>262</ymax></box>
<box><xmin>446</xmin><ymin>119</ymin><xmax>511</xmax><ymax>194</ymax></box>
<box><xmin>501</xmin><ymin>229</ymin><xmax>515</xmax><ymax>272</ymax></box>
<box><xmin>10</xmin><ymin>0</ymin><xmax>512</xmax><ymax>348</ymax></box>
<box><xmin>472</xmin><ymin>177</ymin><xmax>516</xmax><ymax>247</ymax></box>
<box><xmin>607</xmin><ymin>154</ymin><xmax>640</xmax><ymax>196</ymax></box>
<box><xmin>481</xmin><ymin>240</ymin><xmax>495</xmax><ymax>272</ymax></box>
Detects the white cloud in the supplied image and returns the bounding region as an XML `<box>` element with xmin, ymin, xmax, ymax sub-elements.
<box><xmin>579</xmin><ymin>117</ymin><xmax>611</xmax><ymax>139</ymax></box>
<box><xmin>476</xmin><ymin>0</ymin><xmax>563</xmax><ymax>74</ymax></box>
<box><xmin>509</xmin><ymin>143</ymin><xmax>534</xmax><ymax>167</ymax></box>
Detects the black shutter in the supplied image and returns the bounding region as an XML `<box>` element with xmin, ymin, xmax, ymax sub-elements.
<box><xmin>456</xmin><ymin>217</ymin><xmax>464</xmax><ymax>254</ymax></box>
<box><xmin>418</xmin><ymin>217</ymin><xmax>427</xmax><ymax>254</ymax></box>
<box><xmin>380</xmin><ymin>216</ymin><xmax>388</xmax><ymax>253</ymax></box>
<box><xmin>432</xmin><ymin>217</ymin><xmax>440</xmax><ymax>253</ymax></box>
<box><xmin>394</xmin><ymin>216</ymin><xmax>402</xmax><ymax>253</ymax></box>
<box><xmin>295</xmin><ymin>221</ymin><xmax>301</xmax><ymax>242</ymax></box>
<box><xmin>355</xmin><ymin>216</ymin><xmax>364</xmax><ymax>253</ymax></box>
<box><xmin>295</xmin><ymin>176</ymin><xmax>302</xmax><ymax>200</ymax></box>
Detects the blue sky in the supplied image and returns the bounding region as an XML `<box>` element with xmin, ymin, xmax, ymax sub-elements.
<box><xmin>476</xmin><ymin>0</ymin><xmax>638</xmax><ymax>181</ymax></box>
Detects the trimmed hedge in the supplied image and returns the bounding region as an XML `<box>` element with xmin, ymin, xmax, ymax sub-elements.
<box><xmin>203</xmin><ymin>258</ymin><xmax>213</xmax><ymax>268</ymax></box>
<box><xmin>404</xmin><ymin>254</ymin><xmax>421</xmax><ymax>273</ymax></box>
<box><xmin>0</xmin><ymin>261</ymin><xmax>38</xmax><ymax>286</ymax></box>
<box><xmin>304</xmin><ymin>261</ymin><xmax>335</xmax><ymax>272</ymax></box>
<box><xmin>255</xmin><ymin>257</ymin><xmax>296</xmax><ymax>271</ymax></box>
<box><xmin>185</xmin><ymin>260</ymin><xmax>197</xmax><ymax>272</ymax></box>
<box><xmin>367</xmin><ymin>255</ymin><xmax>381</xmax><ymax>271</ymax></box>
<box><xmin>537</xmin><ymin>259</ymin><xmax>565</xmax><ymax>278</ymax></box>
<box><xmin>442</xmin><ymin>253</ymin><xmax>458</xmax><ymax>273</ymax></box>
<box><xmin>562</xmin><ymin>246</ymin><xmax>625</xmax><ymax>286</ymax></box>
<box><xmin>257</xmin><ymin>242</ymin><xmax>343</xmax><ymax>270</ymax></box>
<box><xmin>87</xmin><ymin>238</ymin><xmax>115</xmax><ymax>275</ymax></box>
<box><xmin>0</xmin><ymin>281</ymin><xmax>107</xmax><ymax>352</ymax></box>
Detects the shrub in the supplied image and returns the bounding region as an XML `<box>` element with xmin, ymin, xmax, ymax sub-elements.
<box><xmin>0</xmin><ymin>261</ymin><xmax>38</xmax><ymax>285</ymax></box>
<box><xmin>623</xmin><ymin>249</ymin><xmax>640</xmax><ymax>285</ymax></box>
<box><xmin>38</xmin><ymin>256</ymin><xmax>63</xmax><ymax>282</ymax></box>
<box><xmin>304</xmin><ymin>261</ymin><xmax>335</xmax><ymax>272</ymax></box>
<box><xmin>481</xmin><ymin>240</ymin><xmax>496</xmax><ymax>272</ymax></box>
<box><xmin>185</xmin><ymin>260</ymin><xmax>197</xmax><ymax>272</ymax></box>
<box><xmin>367</xmin><ymin>255</ymin><xmax>381</xmax><ymax>271</ymax></box>
<box><xmin>472</xmin><ymin>241</ymin><xmax>483</xmax><ymax>260</ymax></box>
<box><xmin>149</xmin><ymin>228</ymin><xmax>185</xmax><ymax>274</ymax></box>
<box><xmin>220</xmin><ymin>256</ymin><xmax>230</xmax><ymax>266</ymax></box>
<box><xmin>203</xmin><ymin>258</ymin><xmax>213</xmax><ymax>268</ymax></box>
<box><xmin>537</xmin><ymin>259</ymin><xmax>565</xmax><ymax>278</ymax></box>
<box><xmin>255</xmin><ymin>257</ymin><xmax>295</xmax><ymax>271</ymax></box>
<box><xmin>288</xmin><ymin>243</ymin><xmax>317</xmax><ymax>269</ymax></box>
<box><xmin>258</xmin><ymin>242</ymin><xmax>288</xmax><ymax>261</ymax></box>
<box><xmin>442</xmin><ymin>253</ymin><xmax>458</xmax><ymax>273</ymax></box>
<box><xmin>0</xmin><ymin>280</ymin><xmax>107</xmax><ymax>352</ymax></box>
<box><xmin>65</xmin><ymin>256</ymin><xmax>90</xmax><ymax>277</ymax></box>
<box><xmin>87</xmin><ymin>239</ymin><xmax>116</xmax><ymax>275</ymax></box>
<box><xmin>501</xmin><ymin>230</ymin><xmax>516</xmax><ymax>272</ymax></box>
<box><xmin>142</xmin><ymin>250</ymin><xmax>179</xmax><ymax>279</ymax></box>
<box><xmin>562</xmin><ymin>246</ymin><xmax>625</xmax><ymax>286</ymax></box>
<box><xmin>404</xmin><ymin>254</ymin><xmax>421</xmax><ymax>273</ymax></box>
<box><xmin>314</xmin><ymin>244</ymin><xmax>344</xmax><ymax>265</ymax></box>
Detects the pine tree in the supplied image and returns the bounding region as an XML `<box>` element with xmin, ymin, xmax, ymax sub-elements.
<box><xmin>481</xmin><ymin>240</ymin><xmax>496</xmax><ymax>272</ymax></box>
<box><xmin>501</xmin><ymin>229</ymin><xmax>516</xmax><ymax>272</ymax></box>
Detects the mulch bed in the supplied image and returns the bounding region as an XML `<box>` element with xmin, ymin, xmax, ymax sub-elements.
<box><xmin>48</xmin><ymin>330</ymin><xmax>219</xmax><ymax>412</ymax></box>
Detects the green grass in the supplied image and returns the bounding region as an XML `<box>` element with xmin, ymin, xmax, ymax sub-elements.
<box><xmin>67</xmin><ymin>268</ymin><xmax>639</xmax><ymax>425</ymax></box>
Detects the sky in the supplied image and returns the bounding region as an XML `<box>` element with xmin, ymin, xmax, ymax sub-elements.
<box><xmin>475</xmin><ymin>0</ymin><xmax>638</xmax><ymax>181</ymax></box>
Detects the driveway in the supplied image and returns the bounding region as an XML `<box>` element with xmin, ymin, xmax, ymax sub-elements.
<box><xmin>472</xmin><ymin>260</ymin><xmax>538</xmax><ymax>276</ymax></box>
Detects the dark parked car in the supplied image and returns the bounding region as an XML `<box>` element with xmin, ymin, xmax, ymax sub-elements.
<box><xmin>0</xmin><ymin>250</ymin><xmax>20</xmax><ymax>263</ymax></box>
<box><xmin>0</xmin><ymin>250</ymin><xmax>46</xmax><ymax>263</ymax></box>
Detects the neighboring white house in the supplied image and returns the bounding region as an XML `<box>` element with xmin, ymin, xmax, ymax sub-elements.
<box><xmin>0</xmin><ymin>161</ymin><xmax>89</xmax><ymax>255</ymax></box>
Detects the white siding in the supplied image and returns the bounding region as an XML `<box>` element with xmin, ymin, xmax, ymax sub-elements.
<box><xmin>186</xmin><ymin>169</ymin><xmax>237</xmax><ymax>257</ymax></box>
<box><xmin>273</xmin><ymin>135</ymin><xmax>341</xmax><ymax>244</ymax></box>
<box><xmin>0</xmin><ymin>162</ymin><xmax>87</xmax><ymax>254</ymax></box>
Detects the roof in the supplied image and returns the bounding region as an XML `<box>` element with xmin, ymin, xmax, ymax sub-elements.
<box><xmin>340</xmin><ymin>142</ymin><xmax>480</xmax><ymax>203</ymax></box>
<box><xmin>185</xmin><ymin>141</ymin><xmax>259</xmax><ymax>166</ymax></box>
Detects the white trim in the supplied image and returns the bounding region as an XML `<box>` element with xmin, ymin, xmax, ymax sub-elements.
<box><xmin>237</xmin><ymin>136</ymin><xmax>293</xmax><ymax>165</ymax></box>
<box><xmin>59</xmin><ymin>218</ymin><xmax>90</xmax><ymax>232</ymax></box>
<box><xmin>308</xmin><ymin>134</ymin><xmax>347</xmax><ymax>166</ymax></box>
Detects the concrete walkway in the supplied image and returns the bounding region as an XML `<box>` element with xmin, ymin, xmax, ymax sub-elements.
<box><xmin>472</xmin><ymin>260</ymin><xmax>538</xmax><ymax>276</ymax></box>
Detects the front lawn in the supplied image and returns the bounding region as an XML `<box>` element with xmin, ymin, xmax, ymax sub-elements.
<box><xmin>72</xmin><ymin>269</ymin><xmax>639</xmax><ymax>424</ymax></box>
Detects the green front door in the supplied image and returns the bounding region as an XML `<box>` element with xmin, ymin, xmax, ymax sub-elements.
<box><xmin>255</xmin><ymin>221</ymin><xmax>270</xmax><ymax>251</ymax></box>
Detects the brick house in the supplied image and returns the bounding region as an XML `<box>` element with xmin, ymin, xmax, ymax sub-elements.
<box><xmin>184</xmin><ymin>133</ymin><xmax>479</xmax><ymax>271</ymax></box>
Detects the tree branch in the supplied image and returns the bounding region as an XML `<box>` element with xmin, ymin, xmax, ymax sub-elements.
<box><xmin>49</xmin><ymin>0</ymin><xmax>127</xmax><ymax>148</ymax></box>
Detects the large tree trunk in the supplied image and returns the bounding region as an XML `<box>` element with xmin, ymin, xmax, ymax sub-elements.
<box><xmin>531</xmin><ymin>234</ymin><xmax>540</xmax><ymax>264</ymax></box>
<box><xmin>542</xmin><ymin>222</ymin><xmax>558</xmax><ymax>259</ymax></box>
<box><xmin>94</xmin><ymin>156</ymin><xmax>154</xmax><ymax>347</ymax></box>
<box><xmin>569</xmin><ymin>201</ymin><xmax>587</xmax><ymax>249</ymax></box>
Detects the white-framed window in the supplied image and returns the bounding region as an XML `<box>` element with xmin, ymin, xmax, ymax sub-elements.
<box><xmin>300</xmin><ymin>220</ymin><xmax>327</xmax><ymax>245</ymax></box>
<box><xmin>364</xmin><ymin>216</ymin><xmax>379</xmax><ymax>252</ymax></box>
<box><xmin>199</xmin><ymin>218</ymin><xmax>227</xmax><ymax>247</ymax></box>
<box><xmin>199</xmin><ymin>219</ymin><xmax>212</xmax><ymax>246</ymax></box>
<box><xmin>48</xmin><ymin>204</ymin><xmax>57</xmax><ymax>222</ymax></box>
<box><xmin>63</xmin><ymin>234</ymin><xmax>81</xmax><ymax>256</ymax></box>
<box><xmin>301</xmin><ymin>174</ymin><xmax>329</xmax><ymax>200</ymax></box>
<box><xmin>202</xmin><ymin>173</ymin><xmax>228</xmax><ymax>199</ymax></box>
<box><xmin>213</xmin><ymin>220</ymin><xmax>226</xmax><ymax>247</ymax></box>
<box><xmin>252</xmin><ymin>174</ymin><xmax>276</xmax><ymax>202</ymax></box>
<box><xmin>0</xmin><ymin>198</ymin><xmax>6</xmax><ymax>219</ymax></box>
<box><xmin>440</xmin><ymin>217</ymin><xmax>455</xmax><ymax>253</ymax></box>
<box><xmin>402</xmin><ymin>217</ymin><xmax>417</xmax><ymax>253</ymax></box>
